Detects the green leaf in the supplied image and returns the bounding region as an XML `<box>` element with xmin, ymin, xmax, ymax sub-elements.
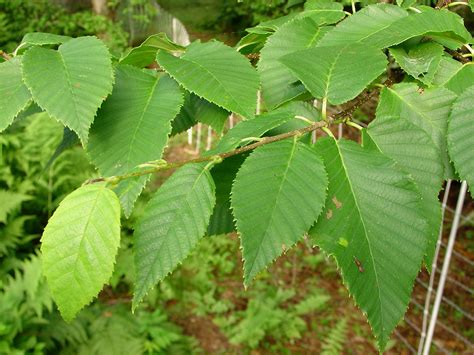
<box><xmin>266</xmin><ymin>101</ymin><xmax>321</xmax><ymax>139</ymax></box>
<box><xmin>302</xmin><ymin>0</ymin><xmax>344</xmax><ymax>18</ymax></box>
<box><xmin>447</xmin><ymin>86</ymin><xmax>474</xmax><ymax>198</ymax></box>
<box><xmin>310</xmin><ymin>137</ymin><xmax>427</xmax><ymax>350</ymax></box>
<box><xmin>396</xmin><ymin>0</ymin><xmax>417</xmax><ymax>8</ymax></box>
<box><xmin>259</xmin><ymin>18</ymin><xmax>331</xmax><ymax>109</ymax></box>
<box><xmin>367</xmin><ymin>119</ymin><xmax>443</xmax><ymax>268</ymax></box>
<box><xmin>156</xmin><ymin>41</ymin><xmax>259</xmax><ymax>119</ymax></box>
<box><xmin>232</xmin><ymin>139</ymin><xmax>328</xmax><ymax>285</ymax></box>
<box><xmin>133</xmin><ymin>163</ymin><xmax>216</xmax><ymax>307</ymax></box>
<box><xmin>120</xmin><ymin>33</ymin><xmax>185</xmax><ymax>68</ymax></box>
<box><xmin>41</xmin><ymin>184</ymin><xmax>121</xmax><ymax>321</ymax></box>
<box><xmin>317</xmin><ymin>4</ymin><xmax>408</xmax><ymax>46</ymax></box>
<box><xmin>18</xmin><ymin>32</ymin><xmax>71</xmax><ymax>50</ymax></box>
<box><xmin>22</xmin><ymin>36</ymin><xmax>114</xmax><ymax>144</ymax></box>
<box><xmin>88</xmin><ymin>65</ymin><xmax>184</xmax><ymax>217</ymax></box>
<box><xmin>443</xmin><ymin>63</ymin><xmax>474</xmax><ymax>95</ymax></box>
<box><xmin>390</xmin><ymin>42</ymin><xmax>444</xmax><ymax>86</ymax></box>
<box><xmin>280</xmin><ymin>44</ymin><xmax>387</xmax><ymax>104</ymax></box>
<box><xmin>0</xmin><ymin>57</ymin><xmax>31</xmax><ymax>132</ymax></box>
<box><xmin>432</xmin><ymin>56</ymin><xmax>463</xmax><ymax>86</ymax></box>
<box><xmin>246</xmin><ymin>14</ymin><xmax>298</xmax><ymax>34</ymax></box>
<box><xmin>211</xmin><ymin>109</ymin><xmax>295</xmax><ymax>154</ymax></box>
<box><xmin>171</xmin><ymin>108</ymin><xmax>197</xmax><ymax>136</ymax></box>
<box><xmin>236</xmin><ymin>32</ymin><xmax>269</xmax><ymax>54</ymax></box>
<box><xmin>178</xmin><ymin>93</ymin><xmax>229</xmax><ymax>135</ymax></box>
<box><xmin>208</xmin><ymin>154</ymin><xmax>247</xmax><ymax>236</ymax></box>
<box><xmin>318</xmin><ymin>5</ymin><xmax>470</xmax><ymax>49</ymax></box>
<box><xmin>377</xmin><ymin>84</ymin><xmax>457</xmax><ymax>178</ymax></box>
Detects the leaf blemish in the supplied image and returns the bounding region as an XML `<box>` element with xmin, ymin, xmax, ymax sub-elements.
<box><xmin>332</xmin><ymin>196</ymin><xmax>342</xmax><ymax>209</ymax></box>
<box><xmin>354</xmin><ymin>257</ymin><xmax>364</xmax><ymax>273</ymax></box>
<box><xmin>326</xmin><ymin>209</ymin><xmax>333</xmax><ymax>219</ymax></box>
<box><xmin>338</xmin><ymin>238</ymin><xmax>348</xmax><ymax>248</ymax></box>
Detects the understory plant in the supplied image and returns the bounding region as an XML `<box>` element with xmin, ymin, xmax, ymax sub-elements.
<box><xmin>1</xmin><ymin>0</ymin><xmax>474</xmax><ymax>351</ymax></box>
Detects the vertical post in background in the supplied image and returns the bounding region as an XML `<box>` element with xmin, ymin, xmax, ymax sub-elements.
<box><xmin>195</xmin><ymin>122</ymin><xmax>202</xmax><ymax>154</ymax></box>
<box><xmin>206</xmin><ymin>126</ymin><xmax>213</xmax><ymax>151</ymax></box>
<box><xmin>417</xmin><ymin>180</ymin><xmax>452</xmax><ymax>354</ymax></box>
<box><xmin>422</xmin><ymin>181</ymin><xmax>468</xmax><ymax>355</ymax></box>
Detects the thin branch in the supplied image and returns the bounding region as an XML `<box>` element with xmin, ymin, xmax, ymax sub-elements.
<box><xmin>332</xmin><ymin>79</ymin><xmax>391</xmax><ymax>121</ymax></box>
<box><xmin>0</xmin><ymin>50</ymin><xmax>11</xmax><ymax>61</ymax></box>
<box><xmin>446</xmin><ymin>49</ymin><xmax>471</xmax><ymax>64</ymax></box>
<box><xmin>86</xmin><ymin>119</ymin><xmax>331</xmax><ymax>186</ymax></box>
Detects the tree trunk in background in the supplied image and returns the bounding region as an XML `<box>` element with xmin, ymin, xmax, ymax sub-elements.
<box><xmin>91</xmin><ymin>0</ymin><xmax>109</xmax><ymax>15</ymax></box>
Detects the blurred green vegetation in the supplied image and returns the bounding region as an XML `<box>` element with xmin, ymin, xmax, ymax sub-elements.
<box><xmin>0</xmin><ymin>0</ymin><xmax>129</xmax><ymax>53</ymax></box>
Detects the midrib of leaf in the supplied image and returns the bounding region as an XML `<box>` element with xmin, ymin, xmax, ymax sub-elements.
<box><xmin>124</xmin><ymin>77</ymin><xmax>160</xmax><ymax>171</ymax></box>
<box><xmin>244</xmin><ymin>139</ymin><xmax>298</xmax><ymax>278</ymax></box>
<box><xmin>336</xmin><ymin>143</ymin><xmax>384</xmax><ymax>330</ymax></box>
<box><xmin>57</xmin><ymin>50</ymin><xmax>81</xmax><ymax>130</ymax></box>
<box><xmin>388</xmin><ymin>87</ymin><xmax>442</xmax><ymax>139</ymax></box>
<box><xmin>69</xmin><ymin>193</ymin><xmax>101</xmax><ymax>285</ymax></box>
<box><xmin>307</xmin><ymin>27</ymin><xmax>324</xmax><ymax>47</ymax></box>
<box><xmin>138</xmin><ymin>167</ymin><xmax>208</xmax><ymax>291</ymax></box>
<box><xmin>356</xmin><ymin>21</ymin><xmax>400</xmax><ymax>44</ymax></box>
<box><xmin>323</xmin><ymin>49</ymin><xmax>344</xmax><ymax>98</ymax></box>
<box><xmin>177</xmin><ymin>56</ymin><xmax>247</xmax><ymax>117</ymax></box>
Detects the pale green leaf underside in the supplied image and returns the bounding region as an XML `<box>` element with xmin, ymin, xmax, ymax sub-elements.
<box><xmin>19</xmin><ymin>32</ymin><xmax>71</xmax><ymax>49</ymax></box>
<box><xmin>318</xmin><ymin>4</ymin><xmax>470</xmax><ymax>49</ymax></box>
<box><xmin>281</xmin><ymin>44</ymin><xmax>387</xmax><ymax>105</ymax></box>
<box><xmin>377</xmin><ymin>84</ymin><xmax>457</xmax><ymax>178</ymax></box>
<box><xmin>232</xmin><ymin>139</ymin><xmax>328</xmax><ymax>285</ymax></box>
<box><xmin>88</xmin><ymin>65</ymin><xmax>183</xmax><ymax>216</ymax></box>
<box><xmin>310</xmin><ymin>138</ymin><xmax>426</xmax><ymax>350</ymax></box>
<box><xmin>22</xmin><ymin>36</ymin><xmax>113</xmax><ymax>144</ymax></box>
<box><xmin>448</xmin><ymin>86</ymin><xmax>474</xmax><ymax>198</ymax></box>
<box><xmin>0</xmin><ymin>57</ymin><xmax>31</xmax><ymax>131</ymax></box>
<box><xmin>41</xmin><ymin>184</ymin><xmax>121</xmax><ymax>321</ymax></box>
<box><xmin>390</xmin><ymin>42</ymin><xmax>443</xmax><ymax>86</ymax></box>
<box><xmin>120</xmin><ymin>33</ymin><xmax>185</xmax><ymax>68</ymax></box>
<box><xmin>133</xmin><ymin>164</ymin><xmax>216</xmax><ymax>307</ymax></box>
<box><xmin>258</xmin><ymin>17</ymin><xmax>331</xmax><ymax>109</ymax></box>
<box><xmin>156</xmin><ymin>41</ymin><xmax>259</xmax><ymax>119</ymax></box>
<box><xmin>367</xmin><ymin>119</ymin><xmax>443</xmax><ymax>268</ymax></box>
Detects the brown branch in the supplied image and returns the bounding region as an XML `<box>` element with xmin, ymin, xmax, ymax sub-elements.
<box><xmin>446</xmin><ymin>48</ymin><xmax>471</xmax><ymax>64</ymax></box>
<box><xmin>87</xmin><ymin>119</ymin><xmax>331</xmax><ymax>186</ymax></box>
<box><xmin>0</xmin><ymin>50</ymin><xmax>11</xmax><ymax>61</ymax></box>
<box><xmin>332</xmin><ymin>79</ymin><xmax>392</xmax><ymax>121</ymax></box>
